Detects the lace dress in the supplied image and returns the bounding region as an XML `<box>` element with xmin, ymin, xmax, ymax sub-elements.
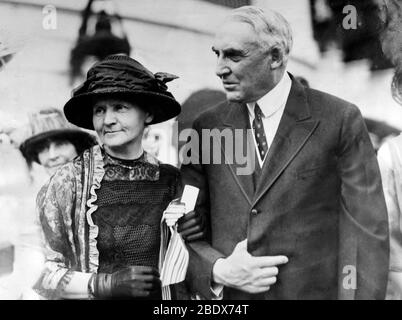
<box><xmin>92</xmin><ymin>152</ymin><xmax>179</xmax><ymax>298</ymax></box>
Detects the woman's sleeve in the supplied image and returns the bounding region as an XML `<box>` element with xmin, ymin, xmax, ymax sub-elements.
<box><xmin>33</xmin><ymin>166</ymin><xmax>93</xmax><ymax>299</ymax></box>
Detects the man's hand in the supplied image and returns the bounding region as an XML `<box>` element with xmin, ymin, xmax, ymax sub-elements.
<box><xmin>212</xmin><ymin>239</ymin><xmax>288</xmax><ymax>294</ymax></box>
<box><xmin>177</xmin><ymin>210</ymin><xmax>206</xmax><ymax>242</ymax></box>
<box><xmin>95</xmin><ymin>266</ymin><xmax>161</xmax><ymax>298</ymax></box>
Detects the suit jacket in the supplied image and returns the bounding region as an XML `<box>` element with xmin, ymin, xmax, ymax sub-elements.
<box><xmin>181</xmin><ymin>76</ymin><xmax>389</xmax><ymax>300</ymax></box>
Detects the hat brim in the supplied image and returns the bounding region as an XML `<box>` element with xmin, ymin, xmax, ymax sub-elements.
<box><xmin>20</xmin><ymin>129</ymin><xmax>95</xmax><ymax>163</ymax></box>
<box><xmin>63</xmin><ymin>90</ymin><xmax>181</xmax><ymax>130</ymax></box>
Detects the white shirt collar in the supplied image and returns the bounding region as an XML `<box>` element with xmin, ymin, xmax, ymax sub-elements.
<box><xmin>246</xmin><ymin>72</ymin><xmax>292</xmax><ymax>118</ymax></box>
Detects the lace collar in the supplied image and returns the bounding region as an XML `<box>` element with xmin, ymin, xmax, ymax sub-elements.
<box><xmin>101</xmin><ymin>148</ymin><xmax>160</xmax><ymax>181</ymax></box>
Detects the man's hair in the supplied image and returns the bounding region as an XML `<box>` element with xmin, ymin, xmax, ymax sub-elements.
<box><xmin>226</xmin><ymin>6</ymin><xmax>293</xmax><ymax>65</ymax></box>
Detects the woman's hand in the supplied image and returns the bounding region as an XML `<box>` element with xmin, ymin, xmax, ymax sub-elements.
<box><xmin>95</xmin><ymin>266</ymin><xmax>161</xmax><ymax>298</ymax></box>
<box><xmin>177</xmin><ymin>210</ymin><xmax>206</xmax><ymax>242</ymax></box>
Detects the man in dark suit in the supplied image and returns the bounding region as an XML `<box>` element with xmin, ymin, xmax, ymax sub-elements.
<box><xmin>181</xmin><ymin>6</ymin><xmax>389</xmax><ymax>299</ymax></box>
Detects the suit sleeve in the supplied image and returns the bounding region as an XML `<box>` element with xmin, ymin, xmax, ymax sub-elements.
<box><xmin>337</xmin><ymin>105</ymin><xmax>389</xmax><ymax>300</ymax></box>
<box><xmin>180</xmin><ymin>117</ymin><xmax>226</xmax><ymax>299</ymax></box>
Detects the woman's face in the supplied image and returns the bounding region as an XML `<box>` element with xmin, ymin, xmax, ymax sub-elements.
<box><xmin>92</xmin><ymin>98</ymin><xmax>153</xmax><ymax>159</ymax></box>
<box><xmin>37</xmin><ymin>140</ymin><xmax>78</xmax><ymax>175</ymax></box>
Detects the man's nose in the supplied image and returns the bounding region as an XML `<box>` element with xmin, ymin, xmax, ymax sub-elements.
<box><xmin>215</xmin><ymin>57</ymin><xmax>230</xmax><ymax>78</ymax></box>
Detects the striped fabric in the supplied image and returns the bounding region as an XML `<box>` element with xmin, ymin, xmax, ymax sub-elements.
<box><xmin>159</xmin><ymin>201</ymin><xmax>189</xmax><ymax>300</ymax></box>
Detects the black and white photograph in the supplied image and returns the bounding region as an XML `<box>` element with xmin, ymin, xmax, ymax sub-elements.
<box><xmin>0</xmin><ymin>0</ymin><xmax>401</xmax><ymax>305</ymax></box>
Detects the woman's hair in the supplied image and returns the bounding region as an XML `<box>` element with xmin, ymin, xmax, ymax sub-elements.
<box><xmin>226</xmin><ymin>6</ymin><xmax>293</xmax><ymax>65</ymax></box>
<box><xmin>377</xmin><ymin>0</ymin><xmax>402</xmax><ymax>104</ymax></box>
<box><xmin>378</xmin><ymin>0</ymin><xmax>402</xmax><ymax>68</ymax></box>
<box><xmin>32</xmin><ymin>134</ymin><xmax>97</xmax><ymax>164</ymax></box>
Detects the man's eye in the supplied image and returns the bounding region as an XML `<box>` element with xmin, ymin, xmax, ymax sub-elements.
<box><xmin>229</xmin><ymin>56</ymin><xmax>241</xmax><ymax>62</ymax></box>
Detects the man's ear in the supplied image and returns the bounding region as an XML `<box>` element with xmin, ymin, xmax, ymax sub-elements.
<box><xmin>269</xmin><ymin>46</ymin><xmax>284</xmax><ymax>69</ymax></box>
<box><xmin>145</xmin><ymin>113</ymin><xmax>154</xmax><ymax>125</ymax></box>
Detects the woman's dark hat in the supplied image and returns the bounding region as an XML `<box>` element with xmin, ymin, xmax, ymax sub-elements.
<box><xmin>19</xmin><ymin>108</ymin><xmax>97</xmax><ymax>164</ymax></box>
<box><xmin>64</xmin><ymin>54</ymin><xmax>181</xmax><ymax>129</ymax></box>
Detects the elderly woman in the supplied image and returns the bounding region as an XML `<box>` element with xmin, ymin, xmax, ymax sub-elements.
<box><xmin>33</xmin><ymin>55</ymin><xmax>204</xmax><ymax>300</ymax></box>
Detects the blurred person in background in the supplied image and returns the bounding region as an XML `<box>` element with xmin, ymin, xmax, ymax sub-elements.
<box><xmin>69</xmin><ymin>0</ymin><xmax>131</xmax><ymax>86</ymax></box>
<box><xmin>19</xmin><ymin>108</ymin><xmax>97</xmax><ymax>177</ymax></box>
<box><xmin>0</xmin><ymin>29</ymin><xmax>44</xmax><ymax>299</ymax></box>
<box><xmin>143</xmin><ymin>127</ymin><xmax>178</xmax><ymax>166</ymax></box>
<box><xmin>376</xmin><ymin>0</ymin><xmax>402</xmax><ymax>300</ymax></box>
<box><xmin>0</xmin><ymin>28</ymin><xmax>21</xmax><ymax>71</ymax></box>
<box><xmin>0</xmin><ymin>142</ymin><xmax>39</xmax><ymax>299</ymax></box>
<box><xmin>378</xmin><ymin>134</ymin><xmax>402</xmax><ymax>299</ymax></box>
<box><xmin>33</xmin><ymin>55</ymin><xmax>205</xmax><ymax>300</ymax></box>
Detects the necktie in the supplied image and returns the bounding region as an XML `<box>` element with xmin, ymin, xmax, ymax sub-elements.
<box><xmin>252</xmin><ymin>103</ymin><xmax>268</xmax><ymax>160</ymax></box>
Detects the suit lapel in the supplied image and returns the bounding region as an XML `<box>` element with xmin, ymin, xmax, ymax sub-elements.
<box><xmin>253</xmin><ymin>78</ymin><xmax>319</xmax><ymax>206</ymax></box>
<box><xmin>219</xmin><ymin>102</ymin><xmax>254</xmax><ymax>205</ymax></box>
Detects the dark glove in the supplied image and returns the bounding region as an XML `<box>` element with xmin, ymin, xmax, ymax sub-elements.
<box><xmin>177</xmin><ymin>209</ymin><xmax>206</xmax><ymax>242</ymax></box>
<box><xmin>94</xmin><ymin>266</ymin><xmax>161</xmax><ymax>298</ymax></box>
